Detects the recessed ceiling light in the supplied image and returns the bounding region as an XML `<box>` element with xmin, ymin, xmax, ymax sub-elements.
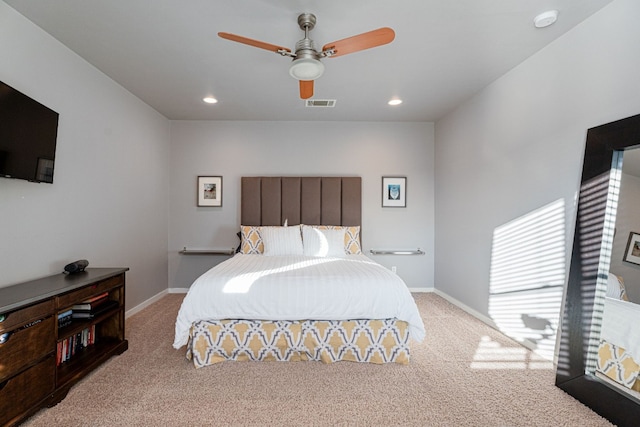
<box><xmin>534</xmin><ymin>10</ymin><xmax>558</xmax><ymax>28</ymax></box>
<box><xmin>388</xmin><ymin>99</ymin><xmax>402</xmax><ymax>106</ymax></box>
<box><xmin>203</xmin><ymin>97</ymin><xmax>218</xmax><ymax>104</ymax></box>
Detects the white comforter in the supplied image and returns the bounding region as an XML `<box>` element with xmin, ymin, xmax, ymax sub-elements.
<box><xmin>173</xmin><ymin>254</ymin><xmax>425</xmax><ymax>349</ymax></box>
<box><xmin>602</xmin><ymin>297</ymin><xmax>640</xmax><ymax>362</ymax></box>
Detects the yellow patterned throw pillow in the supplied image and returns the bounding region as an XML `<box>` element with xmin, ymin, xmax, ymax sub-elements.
<box><xmin>240</xmin><ymin>225</ymin><xmax>264</xmax><ymax>254</ymax></box>
<box><xmin>344</xmin><ymin>226</ymin><xmax>362</xmax><ymax>254</ymax></box>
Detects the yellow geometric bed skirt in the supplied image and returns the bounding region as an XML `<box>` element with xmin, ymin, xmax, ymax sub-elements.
<box><xmin>596</xmin><ymin>340</ymin><xmax>640</xmax><ymax>392</ymax></box>
<box><xmin>186</xmin><ymin>318</ymin><xmax>410</xmax><ymax>367</ymax></box>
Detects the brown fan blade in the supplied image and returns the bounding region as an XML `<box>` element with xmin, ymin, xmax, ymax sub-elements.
<box><xmin>322</xmin><ymin>27</ymin><xmax>395</xmax><ymax>58</ymax></box>
<box><xmin>299</xmin><ymin>80</ymin><xmax>314</xmax><ymax>99</ymax></box>
<box><xmin>218</xmin><ymin>32</ymin><xmax>291</xmax><ymax>54</ymax></box>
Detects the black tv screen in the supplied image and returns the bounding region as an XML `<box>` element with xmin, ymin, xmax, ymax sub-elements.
<box><xmin>0</xmin><ymin>80</ymin><xmax>59</xmax><ymax>183</ymax></box>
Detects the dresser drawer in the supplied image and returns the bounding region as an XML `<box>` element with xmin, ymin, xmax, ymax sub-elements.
<box><xmin>0</xmin><ymin>316</ymin><xmax>55</xmax><ymax>382</ymax></box>
<box><xmin>0</xmin><ymin>356</ymin><xmax>55</xmax><ymax>426</ymax></box>
<box><xmin>57</xmin><ymin>274</ymin><xmax>124</xmax><ymax>309</ymax></box>
<box><xmin>0</xmin><ymin>299</ymin><xmax>55</xmax><ymax>334</ymax></box>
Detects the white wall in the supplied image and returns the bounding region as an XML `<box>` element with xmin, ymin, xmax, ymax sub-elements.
<box><xmin>168</xmin><ymin>120</ymin><xmax>434</xmax><ymax>290</ymax></box>
<box><xmin>0</xmin><ymin>3</ymin><xmax>170</xmax><ymax>310</ymax></box>
<box><xmin>434</xmin><ymin>0</ymin><xmax>640</xmax><ymax>357</ymax></box>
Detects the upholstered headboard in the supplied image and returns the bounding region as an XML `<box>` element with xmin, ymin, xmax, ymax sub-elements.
<box><xmin>241</xmin><ymin>177</ymin><xmax>361</xmax><ymax>227</ymax></box>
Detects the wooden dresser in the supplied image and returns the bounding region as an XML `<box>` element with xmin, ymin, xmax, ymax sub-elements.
<box><xmin>0</xmin><ymin>268</ymin><xmax>128</xmax><ymax>426</ymax></box>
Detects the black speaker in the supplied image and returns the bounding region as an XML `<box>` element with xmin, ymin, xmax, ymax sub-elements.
<box><xmin>64</xmin><ymin>259</ymin><xmax>89</xmax><ymax>274</ymax></box>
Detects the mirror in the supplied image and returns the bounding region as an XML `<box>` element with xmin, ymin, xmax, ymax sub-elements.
<box><xmin>556</xmin><ymin>113</ymin><xmax>640</xmax><ymax>426</ymax></box>
<box><xmin>610</xmin><ymin>148</ymin><xmax>640</xmax><ymax>307</ymax></box>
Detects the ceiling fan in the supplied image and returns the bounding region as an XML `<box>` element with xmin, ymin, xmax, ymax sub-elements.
<box><xmin>218</xmin><ymin>13</ymin><xmax>395</xmax><ymax>99</ymax></box>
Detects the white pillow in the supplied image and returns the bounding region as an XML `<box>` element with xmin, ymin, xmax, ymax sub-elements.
<box><xmin>261</xmin><ymin>226</ymin><xmax>303</xmax><ymax>256</ymax></box>
<box><xmin>606</xmin><ymin>273</ymin><xmax>627</xmax><ymax>300</ymax></box>
<box><xmin>302</xmin><ymin>226</ymin><xmax>346</xmax><ymax>258</ymax></box>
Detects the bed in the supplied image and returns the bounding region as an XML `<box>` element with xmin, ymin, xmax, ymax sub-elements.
<box><xmin>173</xmin><ymin>176</ymin><xmax>425</xmax><ymax>367</ymax></box>
<box><xmin>596</xmin><ymin>273</ymin><xmax>640</xmax><ymax>392</ymax></box>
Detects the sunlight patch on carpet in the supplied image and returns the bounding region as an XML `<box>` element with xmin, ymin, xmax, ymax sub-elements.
<box><xmin>471</xmin><ymin>336</ymin><xmax>553</xmax><ymax>370</ymax></box>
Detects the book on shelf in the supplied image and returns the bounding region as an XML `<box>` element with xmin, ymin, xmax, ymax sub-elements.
<box><xmin>57</xmin><ymin>324</ymin><xmax>96</xmax><ymax>365</ymax></box>
<box><xmin>72</xmin><ymin>291</ymin><xmax>110</xmax><ymax>310</ymax></box>
<box><xmin>57</xmin><ymin>309</ymin><xmax>73</xmax><ymax>328</ymax></box>
<box><xmin>71</xmin><ymin>299</ymin><xmax>119</xmax><ymax>319</ymax></box>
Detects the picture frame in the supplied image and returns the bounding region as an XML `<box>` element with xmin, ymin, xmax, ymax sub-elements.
<box><xmin>382</xmin><ymin>176</ymin><xmax>406</xmax><ymax>208</ymax></box>
<box><xmin>623</xmin><ymin>231</ymin><xmax>640</xmax><ymax>265</ymax></box>
<box><xmin>197</xmin><ymin>176</ymin><xmax>222</xmax><ymax>207</ymax></box>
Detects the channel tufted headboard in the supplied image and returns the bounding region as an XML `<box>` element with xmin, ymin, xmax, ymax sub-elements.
<box><xmin>241</xmin><ymin>177</ymin><xmax>361</xmax><ymax>227</ymax></box>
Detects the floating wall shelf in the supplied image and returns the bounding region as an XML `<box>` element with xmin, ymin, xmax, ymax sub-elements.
<box><xmin>369</xmin><ymin>249</ymin><xmax>425</xmax><ymax>255</ymax></box>
<box><xmin>179</xmin><ymin>247</ymin><xmax>235</xmax><ymax>255</ymax></box>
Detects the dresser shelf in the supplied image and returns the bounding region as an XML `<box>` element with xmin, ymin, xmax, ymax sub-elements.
<box><xmin>56</xmin><ymin>337</ymin><xmax>125</xmax><ymax>387</ymax></box>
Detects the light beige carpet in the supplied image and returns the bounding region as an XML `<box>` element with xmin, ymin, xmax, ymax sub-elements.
<box><xmin>24</xmin><ymin>293</ymin><xmax>613</xmax><ymax>427</ymax></box>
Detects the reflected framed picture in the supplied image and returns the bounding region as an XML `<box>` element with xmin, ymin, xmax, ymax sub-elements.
<box><xmin>382</xmin><ymin>176</ymin><xmax>406</xmax><ymax>207</ymax></box>
<box><xmin>197</xmin><ymin>176</ymin><xmax>222</xmax><ymax>207</ymax></box>
<box><xmin>623</xmin><ymin>231</ymin><xmax>640</xmax><ymax>265</ymax></box>
<box><xmin>36</xmin><ymin>157</ymin><xmax>54</xmax><ymax>183</ymax></box>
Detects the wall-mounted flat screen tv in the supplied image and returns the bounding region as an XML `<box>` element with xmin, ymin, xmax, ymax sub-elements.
<box><xmin>0</xmin><ymin>80</ymin><xmax>59</xmax><ymax>183</ymax></box>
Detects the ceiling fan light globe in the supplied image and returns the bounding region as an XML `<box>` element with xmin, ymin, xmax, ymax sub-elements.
<box><xmin>289</xmin><ymin>58</ymin><xmax>324</xmax><ymax>81</ymax></box>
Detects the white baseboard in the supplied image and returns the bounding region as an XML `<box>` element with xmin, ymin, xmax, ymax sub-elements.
<box><xmin>168</xmin><ymin>287</ymin><xmax>189</xmax><ymax>294</ymax></box>
<box><xmin>432</xmin><ymin>289</ymin><xmax>540</xmax><ymax>354</ymax></box>
<box><xmin>432</xmin><ymin>289</ymin><xmax>498</xmax><ymax>329</ymax></box>
<box><xmin>408</xmin><ymin>287</ymin><xmax>434</xmax><ymax>293</ymax></box>
<box><xmin>125</xmin><ymin>289</ymin><xmax>168</xmax><ymax>318</ymax></box>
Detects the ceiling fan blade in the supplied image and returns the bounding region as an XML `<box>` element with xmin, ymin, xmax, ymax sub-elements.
<box><xmin>218</xmin><ymin>32</ymin><xmax>291</xmax><ymax>54</ymax></box>
<box><xmin>322</xmin><ymin>27</ymin><xmax>395</xmax><ymax>58</ymax></box>
<box><xmin>299</xmin><ymin>80</ymin><xmax>314</xmax><ymax>99</ymax></box>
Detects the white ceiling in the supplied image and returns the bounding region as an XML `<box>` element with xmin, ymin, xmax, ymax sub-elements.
<box><xmin>4</xmin><ymin>0</ymin><xmax>613</xmax><ymax>122</ymax></box>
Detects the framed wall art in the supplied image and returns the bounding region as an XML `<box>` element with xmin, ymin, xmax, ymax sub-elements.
<box><xmin>623</xmin><ymin>231</ymin><xmax>640</xmax><ymax>265</ymax></box>
<box><xmin>197</xmin><ymin>176</ymin><xmax>222</xmax><ymax>207</ymax></box>
<box><xmin>382</xmin><ymin>176</ymin><xmax>406</xmax><ymax>208</ymax></box>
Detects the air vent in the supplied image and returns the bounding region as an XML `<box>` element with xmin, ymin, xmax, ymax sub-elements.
<box><xmin>305</xmin><ymin>99</ymin><xmax>336</xmax><ymax>107</ymax></box>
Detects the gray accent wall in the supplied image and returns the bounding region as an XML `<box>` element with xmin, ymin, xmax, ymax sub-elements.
<box><xmin>0</xmin><ymin>3</ymin><xmax>170</xmax><ymax>311</ymax></box>
<box><xmin>168</xmin><ymin>121</ymin><xmax>435</xmax><ymax>290</ymax></box>
<box><xmin>435</xmin><ymin>0</ymin><xmax>640</xmax><ymax>357</ymax></box>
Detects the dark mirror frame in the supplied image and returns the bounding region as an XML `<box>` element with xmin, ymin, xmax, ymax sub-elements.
<box><xmin>556</xmin><ymin>113</ymin><xmax>640</xmax><ymax>426</ymax></box>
